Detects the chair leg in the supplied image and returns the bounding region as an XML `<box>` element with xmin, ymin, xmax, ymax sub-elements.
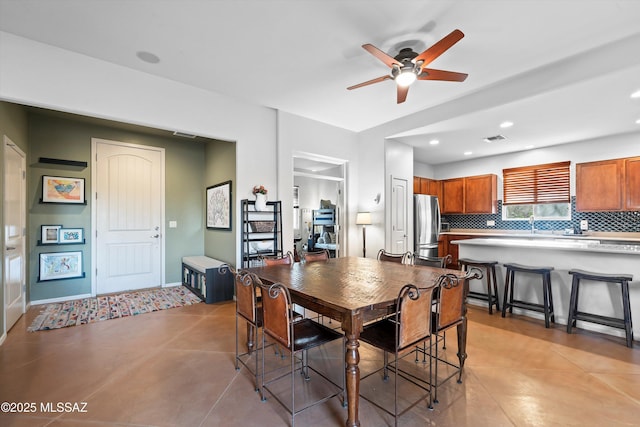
<box><xmin>621</xmin><ymin>281</ymin><xmax>634</xmax><ymax>348</ymax></box>
<box><xmin>502</xmin><ymin>270</ymin><xmax>511</xmax><ymax>317</ymax></box>
<box><xmin>542</xmin><ymin>273</ymin><xmax>551</xmax><ymax>328</ymax></box>
<box><xmin>567</xmin><ymin>276</ymin><xmax>579</xmax><ymax>334</ymax></box>
<box><xmin>491</xmin><ymin>266</ymin><xmax>500</xmax><ymax>312</ymax></box>
<box><xmin>383</xmin><ymin>351</ymin><xmax>389</xmax><ymax>381</ymax></box>
<box><xmin>546</xmin><ymin>272</ymin><xmax>555</xmax><ymax>323</ymax></box>
<box><xmin>301</xmin><ymin>350</ymin><xmax>310</xmax><ymax>380</ymax></box>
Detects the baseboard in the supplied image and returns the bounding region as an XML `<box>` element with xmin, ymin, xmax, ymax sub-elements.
<box><xmin>30</xmin><ymin>293</ymin><xmax>93</xmax><ymax>306</ymax></box>
<box><xmin>0</xmin><ymin>331</ymin><xmax>6</xmax><ymax>346</ymax></box>
<box><xmin>163</xmin><ymin>282</ymin><xmax>182</xmax><ymax>288</ymax></box>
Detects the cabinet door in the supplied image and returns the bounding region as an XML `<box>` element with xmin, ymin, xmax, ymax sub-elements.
<box><xmin>413</xmin><ymin>176</ymin><xmax>421</xmax><ymax>194</ymax></box>
<box><xmin>429</xmin><ymin>180</ymin><xmax>442</xmax><ymax>200</ymax></box>
<box><xmin>441</xmin><ymin>178</ymin><xmax>464</xmax><ymax>213</ymax></box>
<box><xmin>419</xmin><ymin>178</ymin><xmax>431</xmax><ymax>195</ymax></box>
<box><xmin>576</xmin><ymin>159</ymin><xmax>624</xmax><ymax>211</ymax></box>
<box><xmin>465</xmin><ymin>174</ymin><xmax>497</xmax><ymax>213</ymax></box>
<box><xmin>625</xmin><ymin>157</ymin><xmax>640</xmax><ymax>210</ymax></box>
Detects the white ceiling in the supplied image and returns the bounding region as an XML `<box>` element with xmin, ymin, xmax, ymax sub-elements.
<box><xmin>1</xmin><ymin>0</ymin><xmax>640</xmax><ymax>165</ymax></box>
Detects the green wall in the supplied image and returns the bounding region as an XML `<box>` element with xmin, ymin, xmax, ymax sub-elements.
<box><xmin>204</xmin><ymin>139</ymin><xmax>236</xmax><ymax>265</ymax></box>
<box><xmin>27</xmin><ymin>111</ymin><xmax>210</xmax><ymax>301</ymax></box>
<box><xmin>0</xmin><ymin>102</ymin><xmax>29</xmax><ymax>334</ymax></box>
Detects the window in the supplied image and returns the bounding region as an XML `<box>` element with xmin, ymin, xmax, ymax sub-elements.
<box><xmin>502</xmin><ymin>161</ymin><xmax>571</xmax><ymax>220</ymax></box>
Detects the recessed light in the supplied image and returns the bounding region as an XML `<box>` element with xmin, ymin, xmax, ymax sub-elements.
<box><xmin>500</xmin><ymin>121</ymin><xmax>514</xmax><ymax>128</ymax></box>
<box><xmin>525</xmin><ymin>145</ymin><xmax>535</xmax><ymax>149</ymax></box>
<box><xmin>463</xmin><ymin>151</ymin><xmax>473</xmax><ymax>156</ymax></box>
<box><xmin>136</xmin><ymin>51</ymin><xmax>160</xmax><ymax>64</ymax></box>
<box><xmin>429</xmin><ymin>139</ymin><xmax>440</xmax><ymax>145</ymax></box>
<box><xmin>631</xmin><ymin>90</ymin><xmax>640</xmax><ymax>99</ymax></box>
<box><xmin>636</xmin><ymin>119</ymin><xmax>640</xmax><ymax>124</ymax></box>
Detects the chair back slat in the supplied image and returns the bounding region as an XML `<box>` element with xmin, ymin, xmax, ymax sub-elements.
<box><xmin>235</xmin><ymin>272</ymin><xmax>257</xmax><ymax>323</ymax></box>
<box><xmin>261</xmin><ymin>283</ymin><xmax>292</xmax><ymax>349</ymax></box>
<box><xmin>377</xmin><ymin>249</ymin><xmax>412</xmax><ymax>265</ymax></box>
<box><xmin>413</xmin><ymin>254</ymin><xmax>452</xmax><ymax>268</ymax></box>
<box><xmin>261</xmin><ymin>251</ymin><xmax>293</xmax><ymax>266</ymax></box>
<box><xmin>435</xmin><ymin>274</ymin><xmax>465</xmax><ymax>329</ymax></box>
<box><xmin>397</xmin><ymin>285</ymin><xmax>434</xmax><ymax>350</ymax></box>
<box><xmin>304</xmin><ymin>249</ymin><xmax>330</xmax><ymax>262</ymax></box>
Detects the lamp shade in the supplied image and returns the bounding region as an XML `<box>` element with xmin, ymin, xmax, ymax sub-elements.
<box><xmin>356</xmin><ymin>212</ymin><xmax>372</xmax><ymax>225</ymax></box>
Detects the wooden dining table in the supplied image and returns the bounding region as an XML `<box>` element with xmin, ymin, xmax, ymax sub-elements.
<box><xmin>246</xmin><ymin>256</ymin><xmax>468</xmax><ymax>427</ymax></box>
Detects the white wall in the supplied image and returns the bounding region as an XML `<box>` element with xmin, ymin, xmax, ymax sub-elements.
<box><xmin>276</xmin><ymin>111</ymin><xmax>359</xmax><ymax>256</ymax></box>
<box><xmin>0</xmin><ymin>32</ymin><xmax>276</xmax><ymax>268</ymax></box>
<box><xmin>430</xmin><ymin>132</ymin><xmax>640</xmax><ymax>196</ymax></box>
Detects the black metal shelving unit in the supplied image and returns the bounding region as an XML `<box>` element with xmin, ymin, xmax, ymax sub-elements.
<box><xmin>241</xmin><ymin>199</ymin><xmax>283</xmax><ymax>267</ymax></box>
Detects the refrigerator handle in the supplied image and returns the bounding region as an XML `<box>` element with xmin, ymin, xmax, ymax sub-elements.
<box><xmin>416</xmin><ymin>199</ymin><xmax>423</xmax><ymax>245</ymax></box>
<box><xmin>436</xmin><ymin>198</ymin><xmax>442</xmax><ymax>240</ymax></box>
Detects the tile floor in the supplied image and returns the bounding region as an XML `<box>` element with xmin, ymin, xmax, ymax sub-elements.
<box><xmin>0</xmin><ymin>298</ymin><xmax>638</xmax><ymax>426</ymax></box>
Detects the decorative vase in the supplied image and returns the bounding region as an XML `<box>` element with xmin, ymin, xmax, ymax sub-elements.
<box><xmin>255</xmin><ymin>193</ymin><xmax>268</xmax><ymax>211</ymax></box>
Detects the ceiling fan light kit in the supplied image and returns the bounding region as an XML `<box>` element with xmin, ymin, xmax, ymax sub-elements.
<box><xmin>348</xmin><ymin>29</ymin><xmax>468</xmax><ymax>103</ymax></box>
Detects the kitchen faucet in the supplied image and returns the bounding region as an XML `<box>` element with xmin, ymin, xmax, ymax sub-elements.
<box><xmin>529</xmin><ymin>215</ymin><xmax>535</xmax><ymax>234</ymax></box>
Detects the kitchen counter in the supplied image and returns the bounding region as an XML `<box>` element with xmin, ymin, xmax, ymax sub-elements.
<box><xmin>443</xmin><ymin>229</ymin><xmax>640</xmax><ymax>243</ymax></box>
<box><xmin>454</xmin><ymin>237</ymin><xmax>639</xmax><ymax>343</ymax></box>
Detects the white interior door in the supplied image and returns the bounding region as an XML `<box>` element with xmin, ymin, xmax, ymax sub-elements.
<box><xmin>4</xmin><ymin>136</ymin><xmax>26</xmax><ymax>332</ymax></box>
<box><xmin>390</xmin><ymin>176</ymin><xmax>408</xmax><ymax>253</ymax></box>
<box><xmin>93</xmin><ymin>139</ymin><xmax>165</xmax><ymax>294</ymax></box>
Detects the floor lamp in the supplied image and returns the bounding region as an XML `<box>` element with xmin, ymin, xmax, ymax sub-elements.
<box><xmin>356</xmin><ymin>212</ymin><xmax>372</xmax><ymax>258</ymax></box>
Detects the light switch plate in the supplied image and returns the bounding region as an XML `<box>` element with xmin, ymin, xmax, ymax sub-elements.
<box><xmin>487</xmin><ymin>220</ymin><xmax>496</xmax><ymax>226</ymax></box>
<box><xmin>580</xmin><ymin>220</ymin><xmax>588</xmax><ymax>230</ymax></box>
<box><xmin>169</xmin><ymin>221</ymin><xmax>177</xmax><ymax>228</ymax></box>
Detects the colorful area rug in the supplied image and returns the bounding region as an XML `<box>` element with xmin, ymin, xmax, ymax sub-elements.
<box><xmin>28</xmin><ymin>286</ymin><xmax>202</xmax><ymax>332</ymax></box>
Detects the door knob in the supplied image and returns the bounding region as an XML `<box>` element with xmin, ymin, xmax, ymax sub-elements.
<box><xmin>6</xmin><ymin>246</ymin><xmax>16</xmax><ymax>251</ymax></box>
<box><xmin>151</xmin><ymin>234</ymin><xmax>160</xmax><ymax>238</ymax></box>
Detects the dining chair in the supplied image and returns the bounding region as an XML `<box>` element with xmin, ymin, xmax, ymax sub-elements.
<box><xmin>419</xmin><ymin>269</ymin><xmax>481</xmax><ymax>404</ymax></box>
<box><xmin>377</xmin><ymin>249</ymin><xmax>413</xmax><ymax>265</ymax></box>
<box><xmin>413</xmin><ymin>253</ymin><xmax>452</xmax><ymax>268</ymax></box>
<box><xmin>260</xmin><ymin>251</ymin><xmax>294</xmax><ymax>266</ymax></box>
<box><xmin>302</xmin><ymin>249</ymin><xmax>330</xmax><ymax>262</ymax></box>
<box><xmin>259</xmin><ymin>281</ymin><xmax>345</xmax><ymax>427</ymax></box>
<box><xmin>358</xmin><ymin>283</ymin><xmax>436</xmax><ymax>425</ymax></box>
<box><xmin>235</xmin><ymin>271</ymin><xmax>266</xmax><ymax>391</ymax></box>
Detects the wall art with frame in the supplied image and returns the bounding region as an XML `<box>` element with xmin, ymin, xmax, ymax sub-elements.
<box><xmin>41</xmin><ymin>225</ymin><xmax>62</xmax><ymax>244</ymax></box>
<box><xmin>59</xmin><ymin>228</ymin><xmax>84</xmax><ymax>244</ymax></box>
<box><xmin>38</xmin><ymin>251</ymin><xmax>84</xmax><ymax>282</ymax></box>
<box><xmin>41</xmin><ymin>175</ymin><xmax>86</xmax><ymax>204</ymax></box>
<box><xmin>206</xmin><ymin>180</ymin><xmax>232</xmax><ymax>230</ymax></box>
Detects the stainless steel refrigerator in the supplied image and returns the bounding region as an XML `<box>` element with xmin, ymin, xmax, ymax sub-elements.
<box><xmin>414</xmin><ymin>194</ymin><xmax>441</xmax><ymax>258</ymax></box>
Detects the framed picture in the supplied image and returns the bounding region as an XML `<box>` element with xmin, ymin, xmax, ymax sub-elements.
<box><xmin>41</xmin><ymin>175</ymin><xmax>86</xmax><ymax>204</ymax></box>
<box><xmin>206</xmin><ymin>180</ymin><xmax>232</xmax><ymax>230</ymax></box>
<box><xmin>41</xmin><ymin>225</ymin><xmax>62</xmax><ymax>244</ymax></box>
<box><xmin>59</xmin><ymin>228</ymin><xmax>84</xmax><ymax>244</ymax></box>
<box><xmin>39</xmin><ymin>251</ymin><xmax>84</xmax><ymax>281</ymax></box>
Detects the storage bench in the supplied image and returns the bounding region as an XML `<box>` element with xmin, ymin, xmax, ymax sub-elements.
<box><xmin>182</xmin><ymin>256</ymin><xmax>234</xmax><ymax>303</ymax></box>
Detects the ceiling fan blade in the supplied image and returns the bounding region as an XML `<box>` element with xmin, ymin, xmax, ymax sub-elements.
<box><xmin>397</xmin><ymin>85</ymin><xmax>409</xmax><ymax>104</ymax></box>
<box><xmin>362</xmin><ymin>44</ymin><xmax>400</xmax><ymax>68</ymax></box>
<box><xmin>414</xmin><ymin>29</ymin><xmax>465</xmax><ymax>66</ymax></box>
<box><xmin>347</xmin><ymin>75</ymin><xmax>391</xmax><ymax>90</ymax></box>
<box><xmin>418</xmin><ymin>68</ymin><xmax>468</xmax><ymax>82</ymax></box>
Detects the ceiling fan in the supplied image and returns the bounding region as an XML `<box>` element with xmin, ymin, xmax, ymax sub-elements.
<box><xmin>347</xmin><ymin>29</ymin><xmax>468</xmax><ymax>103</ymax></box>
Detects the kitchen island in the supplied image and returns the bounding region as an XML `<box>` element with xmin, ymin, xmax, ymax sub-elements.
<box><xmin>455</xmin><ymin>237</ymin><xmax>639</xmax><ymax>342</ymax></box>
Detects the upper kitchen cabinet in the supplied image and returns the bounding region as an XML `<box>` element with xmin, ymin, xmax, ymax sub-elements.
<box><xmin>624</xmin><ymin>156</ymin><xmax>640</xmax><ymax>210</ymax></box>
<box><xmin>465</xmin><ymin>174</ymin><xmax>497</xmax><ymax>213</ymax></box>
<box><xmin>413</xmin><ymin>176</ymin><xmax>442</xmax><ymax>199</ymax></box>
<box><xmin>441</xmin><ymin>174</ymin><xmax>497</xmax><ymax>214</ymax></box>
<box><xmin>442</xmin><ymin>178</ymin><xmax>465</xmax><ymax>213</ymax></box>
<box><xmin>576</xmin><ymin>158</ymin><xmax>627</xmax><ymax>211</ymax></box>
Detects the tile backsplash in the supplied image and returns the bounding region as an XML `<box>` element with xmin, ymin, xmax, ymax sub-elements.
<box><xmin>442</xmin><ymin>197</ymin><xmax>640</xmax><ymax>233</ymax></box>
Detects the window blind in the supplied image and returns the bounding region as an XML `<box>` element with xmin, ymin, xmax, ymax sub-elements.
<box><xmin>503</xmin><ymin>161</ymin><xmax>570</xmax><ymax>205</ymax></box>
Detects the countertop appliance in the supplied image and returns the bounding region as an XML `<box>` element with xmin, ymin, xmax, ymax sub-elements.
<box><xmin>414</xmin><ymin>194</ymin><xmax>441</xmax><ymax>258</ymax></box>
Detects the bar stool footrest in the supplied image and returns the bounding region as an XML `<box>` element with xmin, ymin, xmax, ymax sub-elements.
<box><xmin>573</xmin><ymin>311</ymin><xmax>626</xmax><ymax>330</ymax></box>
<box><xmin>509</xmin><ymin>299</ymin><xmax>551</xmax><ymax>315</ymax></box>
<box><xmin>468</xmin><ymin>291</ymin><xmax>499</xmax><ymax>303</ymax></box>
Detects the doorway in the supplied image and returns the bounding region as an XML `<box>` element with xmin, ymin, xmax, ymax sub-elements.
<box><xmin>92</xmin><ymin>138</ymin><xmax>165</xmax><ymax>295</ymax></box>
<box><xmin>3</xmin><ymin>136</ymin><xmax>26</xmax><ymax>332</ymax></box>
<box><xmin>293</xmin><ymin>153</ymin><xmax>347</xmax><ymax>257</ymax></box>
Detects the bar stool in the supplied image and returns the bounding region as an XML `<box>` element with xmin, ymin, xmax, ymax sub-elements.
<box><xmin>567</xmin><ymin>269</ymin><xmax>634</xmax><ymax>348</ymax></box>
<box><xmin>502</xmin><ymin>263</ymin><xmax>555</xmax><ymax>328</ymax></box>
<box><xmin>458</xmin><ymin>258</ymin><xmax>500</xmax><ymax>314</ymax></box>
